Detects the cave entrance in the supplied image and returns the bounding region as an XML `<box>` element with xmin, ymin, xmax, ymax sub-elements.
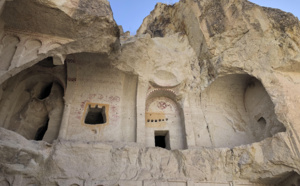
<box><xmin>34</xmin><ymin>117</ymin><xmax>49</xmax><ymax>141</ymax></box>
<box><xmin>0</xmin><ymin>60</ymin><xmax>65</xmax><ymax>144</ymax></box>
<box><xmin>38</xmin><ymin>82</ymin><xmax>53</xmax><ymax>100</ymax></box>
<box><xmin>199</xmin><ymin>74</ymin><xmax>286</xmax><ymax>148</ymax></box>
<box><xmin>84</xmin><ymin>105</ymin><xmax>106</xmax><ymax>124</ymax></box>
<box><xmin>155</xmin><ymin>131</ymin><xmax>170</xmax><ymax>149</ymax></box>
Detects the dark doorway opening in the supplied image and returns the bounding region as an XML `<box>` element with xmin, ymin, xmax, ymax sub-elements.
<box><xmin>34</xmin><ymin>118</ymin><xmax>49</xmax><ymax>141</ymax></box>
<box><xmin>154</xmin><ymin>131</ymin><xmax>170</xmax><ymax>149</ymax></box>
<box><xmin>38</xmin><ymin>83</ymin><xmax>53</xmax><ymax>99</ymax></box>
<box><xmin>85</xmin><ymin>105</ymin><xmax>106</xmax><ymax>124</ymax></box>
<box><xmin>155</xmin><ymin>136</ymin><xmax>166</xmax><ymax>148</ymax></box>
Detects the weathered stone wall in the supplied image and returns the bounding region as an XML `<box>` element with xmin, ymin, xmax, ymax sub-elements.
<box><xmin>60</xmin><ymin>54</ymin><xmax>138</xmax><ymax>142</ymax></box>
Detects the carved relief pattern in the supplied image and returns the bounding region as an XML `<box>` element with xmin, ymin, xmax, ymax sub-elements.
<box><xmin>157</xmin><ymin>101</ymin><xmax>171</xmax><ymax>110</ymax></box>
<box><xmin>0</xmin><ymin>29</ymin><xmax>73</xmax><ymax>73</ymax></box>
<box><xmin>0</xmin><ymin>35</ymin><xmax>20</xmax><ymax>70</ymax></box>
<box><xmin>146</xmin><ymin>97</ymin><xmax>177</xmax><ymax>113</ymax></box>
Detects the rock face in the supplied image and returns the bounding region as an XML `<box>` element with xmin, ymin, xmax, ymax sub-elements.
<box><xmin>0</xmin><ymin>0</ymin><xmax>300</xmax><ymax>185</ymax></box>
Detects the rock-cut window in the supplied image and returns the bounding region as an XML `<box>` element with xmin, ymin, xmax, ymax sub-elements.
<box><xmin>84</xmin><ymin>105</ymin><xmax>106</xmax><ymax>125</ymax></box>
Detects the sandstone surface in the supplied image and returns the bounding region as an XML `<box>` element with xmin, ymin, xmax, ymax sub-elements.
<box><xmin>0</xmin><ymin>0</ymin><xmax>300</xmax><ymax>185</ymax></box>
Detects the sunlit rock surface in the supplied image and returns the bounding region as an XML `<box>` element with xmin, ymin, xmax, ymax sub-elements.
<box><xmin>0</xmin><ymin>0</ymin><xmax>300</xmax><ymax>185</ymax></box>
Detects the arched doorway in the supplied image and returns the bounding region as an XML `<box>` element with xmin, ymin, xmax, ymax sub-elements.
<box><xmin>145</xmin><ymin>90</ymin><xmax>186</xmax><ymax>150</ymax></box>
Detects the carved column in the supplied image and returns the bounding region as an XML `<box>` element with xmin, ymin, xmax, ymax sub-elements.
<box><xmin>58</xmin><ymin>58</ymin><xmax>77</xmax><ymax>140</ymax></box>
<box><xmin>182</xmin><ymin>95</ymin><xmax>196</xmax><ymax>148</ymax></box>
<box><xmin>136</xmin><ymin>77</ymin><xmax>148</xmax><ymax>144</ymax></box>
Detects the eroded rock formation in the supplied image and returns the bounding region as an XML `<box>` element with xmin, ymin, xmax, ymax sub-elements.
<box><xmin>0</xmin><ymin>0</ymin><xmax>300</xmax><ymax>185</ymax></box>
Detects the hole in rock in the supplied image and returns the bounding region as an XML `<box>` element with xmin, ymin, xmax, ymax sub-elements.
<box><xmin>0</xmin><ymin>60</ymin><xmax>65</xmax><ymax>143</ymax></box>
<box><xmin>155</xmin><ymin>131</ymin><xmax>170</xmax><ymax>149</ymax></box>
<box><xmin>38</xmin><ymin>82</ymin><xmax>53</xmax><ymax>99</ymax></box>
<box><xmin>34</xmin><ymin>117</ymin><xmax>49</xmax><ymax>141</ymax></box>
<box><xmin>85</xmin><ymin>105</ymin><xmax>106</xmax><ymax>124</ymax></box>
<box><xmin>154</xmin><ymin>30</ymin><xmax>164</xmax><ymax>37</ymax></box>
<box><xmin>37</xmin><ymin>57</ymin><xmax>55</xmax><ymax>67</ymax></box>
<box><xmin>155</xmin><ymin>136</ymin><xmax>165</xmax><ymax>148</ymax></box>
<box><xmin>257</xmin><ymin>117</ymin><xmax>266</xmax><ymax>126</ymax></box>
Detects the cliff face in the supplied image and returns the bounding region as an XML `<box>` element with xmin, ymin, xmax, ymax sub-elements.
<box><xmin>0</xmin><ymin>0</ymin><xmax>300</xmax><ymax>185</ymax></box>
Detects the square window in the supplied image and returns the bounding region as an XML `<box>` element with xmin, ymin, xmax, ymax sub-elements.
<box><xmin>83</xmin><ymin>104</ymin><xmax>108</xmax><ymax>125</ymax></box>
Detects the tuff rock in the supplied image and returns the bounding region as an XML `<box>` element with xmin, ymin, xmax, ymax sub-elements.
<box><xmin>0</xmin><ymin>0</ymin><xmax>300</xmax><ymax>185</ymax></box>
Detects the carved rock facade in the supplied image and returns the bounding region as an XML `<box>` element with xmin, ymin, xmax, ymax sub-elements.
<box><xmin>0</xmin><ymin>0</ymin><xmax>300</xmax><ymax>185</ymax></box>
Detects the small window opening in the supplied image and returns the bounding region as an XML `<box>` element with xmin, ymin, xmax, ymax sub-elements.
<box><xmin>258</xmin><ymin>117</ymin><xmax>266</xmax><ymax>126</ymax></box>
<box><xmin>34</xmin><ymin>118</ymin><xmax>49</xmax><ymax>141</ymax></box>
<box><xmin>159</xmin><ymin>119</ymin><xmax>161</xmax><ymax>122</ymax></box>
<box><xmin>166</xmin><ymin>118</ymin><xmax>168</xmax><ymax>121</ymax></box>
<box><xmin>85</xmin><ymin>105</ymin><xmax>106</xmax><ymax>124</ymax></box>
<box><xmin>155</xmin><ymin>120</ymin><xmax>157</xmax><ymax>122</ymax></box>
<box><xmin>151</xmin><ymin>120</ymin><xmax>154</xmax><ymax>122</ymax></box>
<box><xmin>38</xmin><ymin>83</ymin><xmax>53</xmax><ymax>99</ymax></box>
<box><xmin>147</xmin><ymin>119</ymin><xmax>150</xmax><ymax>122</ymax></box>
<box><xmin>155</xmin><ymin>131</ymin><xmax>170</xmax><ymax>149</ymax></box>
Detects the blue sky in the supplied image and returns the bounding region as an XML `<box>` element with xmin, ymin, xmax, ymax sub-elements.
<box><xmin>108</xmin><ymin>0</ymin><xmax>300</xmax><ymax>35</ymax></box>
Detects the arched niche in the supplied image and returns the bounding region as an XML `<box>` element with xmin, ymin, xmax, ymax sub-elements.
<box><xmin>200</xmin><ymin>74</ymin><xmax>286</xmax><ymax>148</ymax></box>
<box><xmin>0</xmin><ymin>35</ymin><xmax>20</xmax><ymax>70</ymax></box>
<box><xmin>0</xmin><ymin>58</ymin><xmax>65</xmax><ymax>143</ymax></box>
<box><xmin>145</xmin><ymin>89</ymin><xmax>186</xmax><ymax>150</ymax></box>
<box><xmin>244</xmin><ymin>78</ymin><xmax>285</xmax><ymax>141</ymax></box>
<box><xmin>19</xmin><ymin>39</ymin><xmax>42</xmax><ymax>64</ymax></box>
<box><xmin>24</xmin><ymin>39</ymin><xmax>42</xmax><ymax>54</ymax></box>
